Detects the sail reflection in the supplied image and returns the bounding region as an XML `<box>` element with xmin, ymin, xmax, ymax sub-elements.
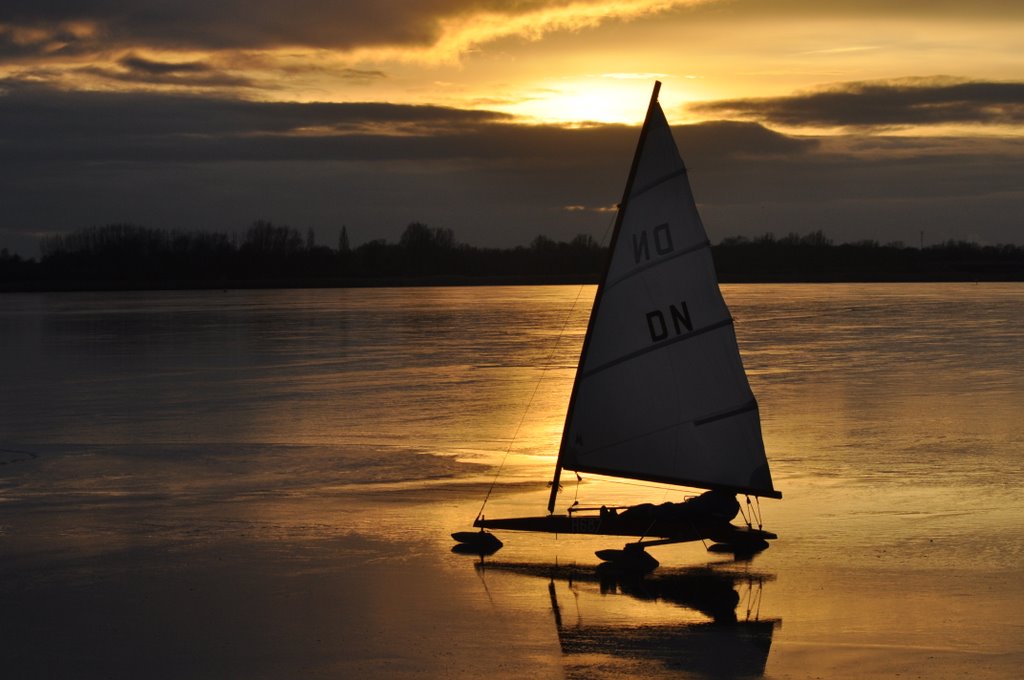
<box><xmin>477</xmin><ymin>561</ymin><xmax>778</xmax><ymax>678</ymax></box>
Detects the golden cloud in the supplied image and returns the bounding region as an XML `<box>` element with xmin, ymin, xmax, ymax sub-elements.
<box><xmin>347</xmin><ymin>0</ymin><xmax>711</xmax><ymax>64</ymax></box>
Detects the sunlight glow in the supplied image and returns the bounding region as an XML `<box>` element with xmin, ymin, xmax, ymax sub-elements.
<box><xmin>510</xmin><ymin>89</ymin><xmax>646</xmax><ymax>125</ymax></box>
<box><xmin>496</xmin><ymin>77</ymin><xmax>699</xmax><ymax>125</ymax></box>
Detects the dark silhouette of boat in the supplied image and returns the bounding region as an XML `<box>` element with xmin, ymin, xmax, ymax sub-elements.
<box><xmin>457</xmin><ymin>81</ymin><xmax>781</xmax><ymax>567</ymax></box>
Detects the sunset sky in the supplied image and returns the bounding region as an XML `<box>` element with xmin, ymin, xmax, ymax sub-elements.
<box><xmin>2</xmin><ymin>0</ymin><xmax>1022</xmax><ymax>255</ymax></box>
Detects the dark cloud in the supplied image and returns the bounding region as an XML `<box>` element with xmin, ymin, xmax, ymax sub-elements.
<box><xmin>0</xmin><ymin>1</ymin><xmax>560</xmax><ymax>54</ymax></box>
<box><xmin>0</xmin><ymin>84</ymin><xmax>1020</xmax><ymax>255</ymax></box>
<box><xmin>0</xmin><ymin>85</ymin><xmax>812</xmax><ymax>165</ymax></box>
<box><xmin>336</xmin><ymin>69</ymin><xmax>388</xmax><ymax>81</ymax></box>
<box><xmin>691</xmin><ymin>79</ymin><xmax>1024</xmax><ymax>129</ymax></box>
<box><xmin>0</xmin><ymin>84</ymin><xmax>513</xmax><ymax>160</ymax></box>
<box><xmin>673</xmin><ymin>120</ymin><xmax>815</xmax><ymax>163</ymax></box>
<box><xmin>1</xmin><ymin>0</ymin><xmax>1021</xmax><ymax>67</ymax></box>
<box><xmin>3</xmin><ymin>1</ymin><xmax>1020</xmax><ymax>56</ymax></box>
<box><xmin>118</xmin><ymin>55</ymin><xmax>213</xmax><ymax>75</ymax></box>
<box><xmin>60</xmin><ymin>55</ymin><xmax>257</xmax><ymax>88</ymax></box>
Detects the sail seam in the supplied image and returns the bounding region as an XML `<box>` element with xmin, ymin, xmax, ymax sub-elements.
<box><xmin>629</xmin><ymin>167</ymin><xmax>687</xmax><ymax>199</ymax></box>
<box><xmin>575</xmin><ymin>402</ymin><xmax>754</xmax><ymax>461</ymax></box>
<box><xmin>694</xmin><ymin>399</ymin><xmax>759</xmax><ymax>426</ymax></box>
<box><xmin>579</xmin><ymin>317</ymin><xmax>733</xmax><ymax>380</ymax></box>
<box><xmin>606</xmin><ymin>238</ymin><xmax>710</xmax><ymax>289</ymax></box>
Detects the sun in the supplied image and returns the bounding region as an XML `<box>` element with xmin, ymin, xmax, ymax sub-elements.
<box><xmin>496</xmin><ymin>77</ymin><xmax>681</xmax><ymax>126</ymax></box>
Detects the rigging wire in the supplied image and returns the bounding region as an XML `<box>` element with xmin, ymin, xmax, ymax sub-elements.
<box><xmin>743</xmin><ymin>578</ymin><xmax>764</xmax><ymax>622</ymax></box>
<box><xmin>739</xmin><ymin>494</ymin><xmax>767</xmax><ymax>531</ymax></box>
<box><xmin>476</xmin><ymin>212</ymin><xmax>617</xmax><ymax>521</ymax></box>
<box><xmin>473</xmin><ymin>561</ymin><xmax>497</xmax><ymax>609</ymax></box>
<box><xmin>475</xmin><ymin>280</ymin><xmax>597</xmax><ymax>521</ymax></box>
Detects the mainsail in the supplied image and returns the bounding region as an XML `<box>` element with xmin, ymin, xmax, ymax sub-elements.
<box><xmin>548</xmin><ymin>82</ymin><xmax>780</xmax><ymax>510</ymax></box>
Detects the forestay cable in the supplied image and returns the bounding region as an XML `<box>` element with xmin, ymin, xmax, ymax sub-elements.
<box><xmin>476</xmin><ymin>215</ymin><xmax>617</xmax><ymax>521</ymax></box>
<box><xmin>475</xmin><ymin>282</ymin><xmax>595</xmax><ymax>521</ymax></box>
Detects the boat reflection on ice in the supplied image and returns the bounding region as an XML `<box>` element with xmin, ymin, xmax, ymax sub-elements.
<box><xmin>476</xmin><ymin>561</ymin><xmax>778</xmax><ymax>678</ymax></box>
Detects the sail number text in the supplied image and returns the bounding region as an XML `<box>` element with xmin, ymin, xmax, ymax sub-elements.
<box><xmin>646</xmin><ymin>302</ymin><xmax>693</xmax><ymax>342</ymax></box>
<box><xmin>633</xmin><ymin>222</ymin><xmax>693</xmax><ymax>342</ymax></box>
<box><xmin>632</xmin><ymin>222</ymin><xmax>674</xmax><ymax>263</ymax></box>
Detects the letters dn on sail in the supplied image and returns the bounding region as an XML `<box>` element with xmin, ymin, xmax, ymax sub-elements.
<box><xmin>647</xmin><ymin>302</ymin><xmax>693</xmax><ymax>342</ymax></box>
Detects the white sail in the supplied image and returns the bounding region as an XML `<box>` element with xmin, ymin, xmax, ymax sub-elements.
<box><xmin>555</xmin><ymin>86</ymin><xmax>779</xmax><ymax>499</ymax></box>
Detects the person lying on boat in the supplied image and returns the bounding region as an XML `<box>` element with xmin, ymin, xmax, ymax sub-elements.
<box><xmin>618</xmin><ymin>489</ymin><xmax>739</xmax><ymax>524</ymax></box>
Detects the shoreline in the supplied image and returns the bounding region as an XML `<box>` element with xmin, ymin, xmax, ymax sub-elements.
<box><xmin>3</xmin><ymin>270</ymin><xmax>1023</xmax><ymax>293</ymax></box>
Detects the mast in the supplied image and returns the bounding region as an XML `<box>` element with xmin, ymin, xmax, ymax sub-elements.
<box><xmin>547</xmin><ymin>81</ymin><xmax>662</xmax><ymax>514</ymax></box>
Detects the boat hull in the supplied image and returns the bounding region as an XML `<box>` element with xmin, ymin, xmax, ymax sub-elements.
<box><xmin>473</xmin><ymin>513</ymin><xmax>776</xmax><ymax>545</ymax></box>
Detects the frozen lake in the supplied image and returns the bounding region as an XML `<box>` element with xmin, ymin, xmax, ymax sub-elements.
<box><xmin>2</xmin><ymin>284</ymin><xmax>1022</xmax><ymax>678</ymax></box>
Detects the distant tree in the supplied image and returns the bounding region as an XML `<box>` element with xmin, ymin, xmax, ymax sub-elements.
<box><xmin>569</xmin><ymin>233</ymin><xmax>598</xmax><ymax>250</ymax></box>
<box><xmin>338</xmin><ymin>225</ymin><xmax>351</xmax><ymax>253</ymax></box>
<box><xmin>243</xmin><ymin>220</ymin><xmax>304</xmax><ymax>256</ymax></box>
<box><xmin>355</xmin><ymin>238</ymin><xmax>401</xmax><ymax>275</ymax></box>
<box><xmin>799</xmin><ymin>230</ymin><xmax>833</xmax><ymax>247</ymax></box>
<box><xmin>399</xmin><ymin>222</ymin><xmax>456</xmax><ymax>252</ymax></box>
<box><xmin>400</xmin><ymin>222</ymin><xmax>429</xmax><ymax>250</ymax></box>
<box><xmin>530</xmin><ymin>234</ymin><xmax>556</xmax><ymax>251</ymax></box>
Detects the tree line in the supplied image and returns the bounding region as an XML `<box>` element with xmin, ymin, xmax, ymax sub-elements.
<box><xmin>712</xmin><ymin>231</ymin><xmax>1024</xmax><ymax>282</ymax></box>
<box><xmin>1</xmin><ymin>222</ymin><xmax>1022</xmax><ymax>291</ymax></box>
<box><xmin>1</xmin><ymin>221</ymin><xmax>607</xmax><ymax>290</ymax></box>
